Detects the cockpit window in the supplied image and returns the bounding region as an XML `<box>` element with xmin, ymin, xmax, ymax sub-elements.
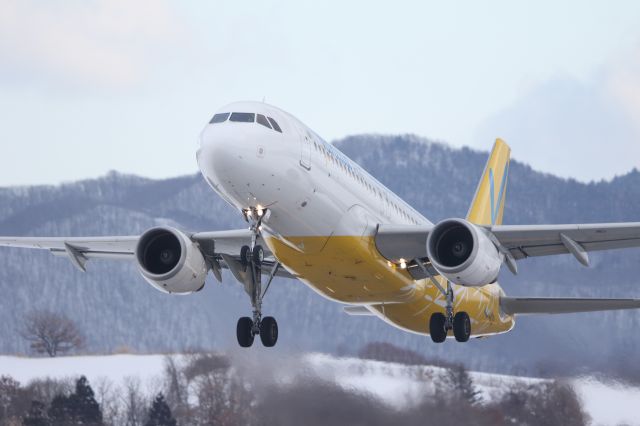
<box><xmin>256</xmin><ymin>114</ymin><xmax>272</xmax><ymax>129</ymax></box>
<box><xmin>229</xmin><ymin>112</ymin><xmax>255</xmax><ymax>122</ymax></box>
<box><xmin>210</xmin><ymin>113</ymin><xmax>229</xmax><ymax>124</ymax></box>
<box><xmin>267</xmin><ymin>117</ymin><xmax>282</xmax><ymax>133</ymax></box>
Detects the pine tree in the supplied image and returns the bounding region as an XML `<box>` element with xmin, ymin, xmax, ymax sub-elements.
<box><xmin>48</xmin><ymin>376</ymin><xmax>103</xmax><ymax>425</ymax></box>
<box><xmin>444</xmin><ymin>364</ymin><xmax>482</xmax><ymax>405</ymax></box>
<box><xmin>145</xmin><ymin>393</ymin><xmax>177</xmax><ymax>426</ymax></box>
<box><xmin>71</xmin><ymin>376</ymin><xmax>102</xmax><ymax>424</ymax></box>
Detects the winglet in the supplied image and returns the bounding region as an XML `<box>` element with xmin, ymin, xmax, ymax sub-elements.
<box><xmin>466</xmin><ymin>138</ymin><xmax>511</xmax><ymax>226</ymax></box>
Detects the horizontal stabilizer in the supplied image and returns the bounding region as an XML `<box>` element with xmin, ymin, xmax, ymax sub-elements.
<box><xmin>501</xmin><ymin>297</ymin><xmax>640</xmax><ymax>315</ymax></box>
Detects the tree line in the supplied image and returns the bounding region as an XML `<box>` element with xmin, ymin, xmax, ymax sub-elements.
<box><xmin>0</xmin><ymin>347</ymin><xmax>588</xmax><ymax>426</ymax></box>
<box><xmin>0</xmin><ymin>375</ymin><xmax>176</xmax><ymax>426</ymax></box>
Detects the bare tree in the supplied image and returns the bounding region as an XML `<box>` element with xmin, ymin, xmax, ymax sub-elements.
<box><xmin>20</xmin><ymin>310</ymin><xmax>85</xmax><ymax>357</ymax></box>
<box><xmin>94</xmin><ymin>377</ymin><xmax>120</xmax><ymax>426</ymax></box>
<box><xmin>121</xmin><ymin>377</ymin><xmax>147</xmax><ymax>426</ymax></box>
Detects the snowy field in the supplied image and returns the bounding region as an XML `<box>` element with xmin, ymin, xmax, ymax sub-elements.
<box><xmin>0</xmin><ymin>353</ymin><xmax>638</xmax><ymax>425</ymax></box>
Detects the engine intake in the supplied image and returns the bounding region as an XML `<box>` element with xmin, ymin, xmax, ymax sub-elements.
<box><xmin>139</xmin><ymin>230</ymin><xmax>182</xmax><ymax>274</ymax></box>
<box><xmin>426</xmin><ymin>218</ymin><xmax>502</xmax><ymax>287</ymax></box>
<box><xmin>136</xmin><ymin>227</ymin><xmax>208</xmax><ymax>294</ymax></box>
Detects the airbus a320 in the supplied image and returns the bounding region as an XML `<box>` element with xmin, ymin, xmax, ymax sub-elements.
<box><xmin>2</xmin><ymin>101</ymin><xmax>639</xmax><ymax>348</ymax></box>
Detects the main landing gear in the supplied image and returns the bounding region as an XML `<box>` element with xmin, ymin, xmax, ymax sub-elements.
<box><xmin>236</xmin><ymin>206</ymin><xmax>280</xmax><ymax>348</ymax></box>
<box><xmin>428</xmin><ymin>282</ymin><xmax>471</xmax><ymax>343</ymax></box>
<box><xmin>414</xmin><ymin>260</ymin><xmax>471</xmax><ymax>343</ymax></box>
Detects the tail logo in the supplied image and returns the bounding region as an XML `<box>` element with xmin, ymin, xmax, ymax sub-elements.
<box><xmin>488</xmin><ymin>161</ymin><xmax>510</xmax><ymax>226</ymax></box>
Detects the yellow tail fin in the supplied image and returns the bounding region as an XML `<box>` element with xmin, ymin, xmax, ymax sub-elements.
<box><xmin>466</xmin><ymin>138</ymin><xmax>511</xmax><ymax>226</ymax></box>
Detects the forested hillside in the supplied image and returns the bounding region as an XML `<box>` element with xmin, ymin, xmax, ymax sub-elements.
<box><xmin>1</xmin><ymin>135</ymin><xmax>639</xmax><ymax>376</ymax></box>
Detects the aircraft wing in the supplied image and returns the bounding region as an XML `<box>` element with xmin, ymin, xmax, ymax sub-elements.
<box><xmin>500</xmin><ymin>297</ymin><xmax>640</xmax><ymax>315</ymax></box>
<box><xmin>375</xmin><ymin>222</ymin><xmax>640</xmax><ymax>268</ymax></box>
<box><xmin>489</xmin><ymin>223</ymin><xmax>640</xmax><ymax>261</ymax></box>
<box><xmin>0</xmin><ymin>230</ymin><xmax>293</xmax><ymax>278</ymax></box>
<box><xmin>0</xmin><ymin>236</ymin><xmax>140</xmax><ymax>260</ymax></box>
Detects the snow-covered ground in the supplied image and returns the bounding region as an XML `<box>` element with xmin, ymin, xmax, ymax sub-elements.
<box><xmin>573</xmin><ymin>377</ymin><xmax>640</xmax><ymax>426</ymax></box>
<box><xmin>0</xmin><ymin>354</ymin><xmax>166</xmax><ymax>386</ymax></box>
<box><xmin>302</xmin><ymin>353</ymin><xmax>547</xmax><ymax>407</ymax></box>
<box><xmin>0</xmin><ymin>353</ymin><xmax>638</xmax><ymax>425</ymax></box>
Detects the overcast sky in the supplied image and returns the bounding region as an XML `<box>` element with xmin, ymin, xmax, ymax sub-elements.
<box><xmin>1</xmin><ymin>0</ymin><xmax>639</xmax><ymax>185</ymax></box>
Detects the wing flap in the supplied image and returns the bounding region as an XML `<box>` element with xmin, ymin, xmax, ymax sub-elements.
<box><xmin>501</xmin><ymin>297</ymin><xmax>640</xmax><ymax>315</ymax></box>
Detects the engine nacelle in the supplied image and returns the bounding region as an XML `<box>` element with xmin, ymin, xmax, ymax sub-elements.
<box><xmin>426</xmin><ymin>218</ymin><xmax>502</xmax><ymax>287</ymax></box>
<box><xmin>135</xmin><ymin>226</ymin><xmax>208</xmax><ymax>294</ymax></box>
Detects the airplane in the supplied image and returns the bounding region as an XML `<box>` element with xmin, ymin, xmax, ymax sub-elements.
<box><xmin>1</xmin><ymin>100</ymin><xmax>640</xmax><ymax>348</ymax></box>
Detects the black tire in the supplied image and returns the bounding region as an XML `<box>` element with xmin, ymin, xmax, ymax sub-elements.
<box><xmin>453</xmin><ymin>312</ymin><xmax>471</xmax><ymax>342</ymax></box>
<box><xmin>240</xmin><ymin>245</ymin><xmax>250</xmax><ymax>267</ymax></box>
<box><xmin>236</xmin><ymin>317</ymin><xmax>254</xmax><ymax>347</ymax></box>
<box><xmin>260</xmin><ymin>316</ymin><xmax>278</xmax><ymax>347</ymax></box>
<box><xmin>429</xmin><ymin>313</ymin><xmax>447</xmax><ymax>343</ymax></box>
<box><xmin>253</xmin><ymin>245</ymin><xmax>264</xmax><ymax>266</ymax></box>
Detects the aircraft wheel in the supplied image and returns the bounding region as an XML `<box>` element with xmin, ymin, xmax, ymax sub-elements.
<box><xmin>429</xmin><ymin>313</ymin><xmax>447</xmax><ymax>343</ymax></box>
<box><xmin>260</xmin><ymin>316</ymin><xmax>278</xmax><ymax>347</ymax></box>
<box><xmin>237</xmin><ymin>317</ymin><xmax>254</xmax><ymax>347</ymax></box>
<box><xmin>240</xmin><ymin>245</ymin><xmax>251</xmax><ymax>267</ymax></box>
<box><xmin>453</xmin><ymin>312</ymin><xmax>471</xmax><ymax>342</ymax></box>
<box><xmin>253</xmin><ymin>245</ymin><xmax>265</xmax><ymax>266</ymax></box>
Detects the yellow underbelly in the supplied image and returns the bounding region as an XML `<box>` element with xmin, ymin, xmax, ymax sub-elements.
<box><xmin>266</xmin><ymin>235</ymin><xmax>515</xmax><ymax>337</ymax></box>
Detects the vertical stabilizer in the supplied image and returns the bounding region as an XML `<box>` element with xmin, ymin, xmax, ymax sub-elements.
<box><xmin>466</xmin><ymin>139</ymin><xmax>511</xmax><ymax>226</ymax></box>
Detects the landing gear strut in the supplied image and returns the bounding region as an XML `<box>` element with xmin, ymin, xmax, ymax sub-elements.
<box><xmin>235</xmin><ymin>206</ymin><xmax>279</xmax><ymax>348</ymax></box>
<box><xmin>415</xmin><ymin>260</ymin><xmax>472</xmax><ymax>343</ymax></box>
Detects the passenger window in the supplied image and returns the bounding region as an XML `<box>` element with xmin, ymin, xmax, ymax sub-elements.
<box><xmin>230</xmin><ymin>112</ymin><xmax>255</xmax><ymax>122</ymax></box>
<box><xmin>257</xmin><ymin>114</ymin><xmax>272</xmax><ymax>129</ymax></box>
<box><xmin>210</xmin><ymin>113</ymin><xmax>229</xmax><ymax>124</ymax></box>
<box><xmin>267</xmin><ymin>117</ymin><xmax>282</xmax><ymax>133</ymax></box>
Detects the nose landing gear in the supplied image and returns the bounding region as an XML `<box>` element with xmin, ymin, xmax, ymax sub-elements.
<box><xmin>236</xmin><ymin>206</ymin><xmax>280</xmax><ymax>348</ymax></box>
<box><xmin>236</xmin><ymin>313</ymin><xmax>279</xmax><ymax>348</ymax></box>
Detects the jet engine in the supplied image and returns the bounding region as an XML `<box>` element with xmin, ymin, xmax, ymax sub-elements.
<box><xmin>135</xmin><ymin>227</ymin><xmax>208</xmax><ymax>294</ymax></box>
<box><xmin>426</xmin><ymin>218</ymin><xmax>502</xmax><ymax>287</ymax></box>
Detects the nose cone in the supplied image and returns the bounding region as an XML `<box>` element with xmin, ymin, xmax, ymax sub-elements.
<box><xmin>198</xmin><ymin>124</ymin><xmax>236</xmax><ymax>178</ymax></box>
<box><xmin>198</xmin><ymin>121</ymin><xmax>267</xmax><ymax>203</ymax></box>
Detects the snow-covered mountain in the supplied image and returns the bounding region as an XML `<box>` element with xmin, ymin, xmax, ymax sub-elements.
<box><xmin>0</xmin><ymin>135</ymin><xmax>639</xmax><ymax>378</ymax></box>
